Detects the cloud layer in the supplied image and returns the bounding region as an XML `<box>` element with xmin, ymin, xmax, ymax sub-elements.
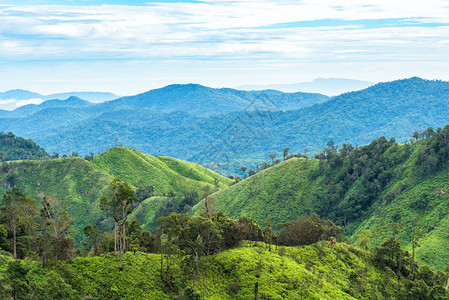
<box><xmin>1</xmin><ymin>1</ymin><xmax>449</xmax><ymax>93</ymax></box>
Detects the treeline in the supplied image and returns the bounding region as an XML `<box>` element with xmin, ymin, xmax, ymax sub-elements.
<box><xmin>0</xmin><ymin>132</ymin><xmax>49</xmax><ymax>162</ymax></box>
<box><xmin>296</xmin><ymin>125</ymin><xmax>449</xmax><ymax>227</ymax></box>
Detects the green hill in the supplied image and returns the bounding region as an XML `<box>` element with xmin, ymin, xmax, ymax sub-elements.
<box><xmin>191</xmin><ymin>157</ymin><xmax>321</xmax><ymax>227</ymax></box>
<box><xmin>0</xmin><ymin>241</ymin><xmax>446</xmax><ymax>299</ymax></box>
<box><xmin>0</xmin><ymin>147</ymin><xmax>232</xmax><ymax>241</ymax></box>
<box><xmin>93</xmin><ymin>146</ymin><xmax>232</xmax><ymax>194</ymax></box>
<box><xmin>0</xmin><ymin>132</ymin><xmax>49</xmax><ymax>161</ymax></box>
<box><xmin>0</xmin><ymin>157</ymin><xmax>114</xmax><ymax>241</ymax></box>
<box><xmin>192</xmin><ymin>128</ymin><xmax>449</xmax><ymax>270</ymax></box>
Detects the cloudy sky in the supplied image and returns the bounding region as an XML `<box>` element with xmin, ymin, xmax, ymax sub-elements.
<box><xmin>1</xmin><ymin>0</ymin><xmax>449</xmax><ymax>95</ymax></box>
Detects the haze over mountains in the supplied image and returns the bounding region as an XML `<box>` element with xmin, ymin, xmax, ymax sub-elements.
<box><xmin>0</xmin><ymin>89</ymin><xmax>118</xmax><ymax>110</ymax></box>
<box><xmin>237</xmin><ymin>78</ymin><xmax>374</xmax><ymax>95</ymax></box>
<box><xmin>1</xmin><ymin>77</ymin><xmax>449</xmax><ymax>174</ymax></box>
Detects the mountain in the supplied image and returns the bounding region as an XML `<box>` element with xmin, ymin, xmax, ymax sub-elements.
<box><xmin>237</xmin><ymin>78</ymin><xmax>374</xmax><ymax>95</ymax></box>
<box><xmin>191</xmin><ymin>128</ymin><xmax>449</xmax><ymax>270</ymax></box>
<box><xmin>0</xmin><ymin>89</ymin><xmax>42</xmax><ymax>100</ymax></box>
<box><xmin>43</xmin><ymin>92</ymin><xmax>118</xmax><ymax>103</ymax></box>
<box><xmin>0</xmin><ymin>132</ymin><xmax>49</xmax><ymax>161</ymax></box>
<box><xmin>3</xmin><ymin>96</ymin><xmax>93</xmax><ymax>118</ymax></box>
<box><xmin>0</xmin><ymin>89</ymin><xmax>118</xmax><ymax>110</ymax></box>
<box><xmin>0</xmin><ymin>146</ymin><xmax>231</xmax><ymax>241</ymax></box>
<box><xmin>96</xmin><ymin>83</ymin><xmax>329</xmax><ymax>115</ymax></box>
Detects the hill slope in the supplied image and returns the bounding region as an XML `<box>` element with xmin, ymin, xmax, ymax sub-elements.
<box><xmin>93</xmin><ymin>146</ymin><xmax>232</xmax><ymax>194</ymax></box>
<box><xmin>192</xmin><ymin>129</ymin><xmax>449</xmax><ymax>270</ymax></box>
<box><xmin>0</xmin><ymin>147</ymin><xmax>232</xmax><ymax>240</ymax></box>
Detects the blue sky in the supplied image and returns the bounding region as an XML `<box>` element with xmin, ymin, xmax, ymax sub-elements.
<box><xmin>1</xmin><ymin>0</ymin><xmax>449</xmax><ymax>95</ymax></box>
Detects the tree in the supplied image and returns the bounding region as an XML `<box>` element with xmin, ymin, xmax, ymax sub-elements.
<box><xmin>39</xmin><ymin>194</ymin><xmax>74</xmax><ymax>263</ymax></box>
<box><xmin>240</xmin><ymin>166</ymin><xmax>247</xmax><ymax>177</ymax></box>
<box><xmin>268</xmin><ymin>153</ymin><xmax>276</xmax><ymax>165</ymax></box>
<box><xmin>263</xmin><ymin>219</ymin><xmax>274</xmax><ymax>252</ymax></box>
<box><xmin>100</xmin><ymin>178</ymin><xmax>137</xmax><ymax>271</ymax></box>
<box><xmin>283</xmin><ymin>148</ymin><xmax>290</xmax><ymax>160</ymax></box>
<box><xmin>82</xmin><ymin>225</ymin><xmax>101</xmax><ymax>256</ymax></box>
<box><xmin>0</xmin><ymin>188</ymin><xmax>38</xmax><ymax>259</ymax></box>
<box><xmin>410</xmin><ymin>215</ymin><xmax>425</xmax><ymax>275</ymax></box>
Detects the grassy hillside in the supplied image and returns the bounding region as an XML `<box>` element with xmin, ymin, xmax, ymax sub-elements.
<box><xmin>0</xmin><ymin>157</ymin><xmax>113</xmax><ymax>241</ymax></box>
<box><xmin>191</xmin><ymin>157</ymin><xmax>322</xmax><ymax>227</ymax></box>
<box><xmin>93</xmin><ymin>146</ymin><xmax>232</xmax><ymax>194</ymax></box>
<box><xmin>0</xmin><ymin>147</ymin><xmax>232</xmax><ymax>240</ymax></box>
<box><xmin>192</xmin><ymin>130</ymin><xmax>449</xmax><ymax>270</ymax></box>
<box><xmin>2</xmin><ymin>241</ymin><xmax>444</xmax><ymax>299</ymax></box>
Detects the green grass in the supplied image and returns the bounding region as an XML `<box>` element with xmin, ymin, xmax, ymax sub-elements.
<box><xmin>93</xmin><ymin>147</ymin><xmax>232</xmax><ymax>194</ymax></box>
<box><xmin>191</xmin><ymin>158</ymin><xmax>323</xmax><ymax>228</ymax></box>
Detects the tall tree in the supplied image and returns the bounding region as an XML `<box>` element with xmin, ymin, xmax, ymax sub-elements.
<box><xmin>283</xmin><ymin>147</ymin><xmax>290</xmax><ymax>160</ymax></box>
<box><xmin>100</xmin><ymin>178</ymin><xmax>137</xmax><ymax>271</ymax></box>
<box><xmin>0</xmin><ymin>188</ymin><xmax>38</xmax><ymax>259</ymax></box>
<box><xmin>83</xmin><ymin>225</ymin><xmax>101</xmax><ymax>256</ymax></box>
<box><xmin>39</xmin><ymin>194</ymin><xmax>74</xmax><ymax>263</ymax></box>
<box><xmin>410</xmin><ymin>214</ymin><xmax>425</xmax><ymax>275</ymax></box>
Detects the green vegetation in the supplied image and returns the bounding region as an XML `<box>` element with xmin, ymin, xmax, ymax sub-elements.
<box><xmin>3</xmin><ymin>78</ymin><xmax>449</xmax><ymax>175</ymax></box>
<box><xmin>0</xmin><ymin>132</ymin><xmax>48</xmax><ymax>162</ymax></box>
<box><xmin>0</xmin><ymin>147</ymin><xmax>231</xmax><ymax>241</ymax></box>
<box><xmin>0</xmin><ymin>240</ymin><xmax>446</xmax><ymax>299</ymax></box>
<box><xmin>93</xmin><ymin>147</ymin><xmax>232</xmax><ymax>194</ymax></box>
<box><xmin>192</xmin><ymin>126</ymin><xmax>449</xmax><ymax>271</ymax></box>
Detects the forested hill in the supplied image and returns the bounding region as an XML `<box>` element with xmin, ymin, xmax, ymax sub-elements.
<box><xmin>96</xmin><ymin>83</ymin><xmax>329</xmax><ymax>115</ymax></box>
<box><xmin>0</xmin><ymin>132</ymin><xmax>49</xmax><ymax>161</ymax></box>
<box><xmin>192</xmin><ymin>126</ymin><xmax>449</xmax><ymax>270</ymax></box>
<box><xmin>0</xmin><ymin>146</ymin><xmax>231</xmax><ymax>241</ymax></box>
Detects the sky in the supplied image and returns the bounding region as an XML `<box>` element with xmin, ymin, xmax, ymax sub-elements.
<box><xmin>1</xmin><ymin>0</ymin><xmax>449</xmax><ymax>95</ymax></box>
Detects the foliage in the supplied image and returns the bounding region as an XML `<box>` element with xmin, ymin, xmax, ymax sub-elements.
<box><xmin>0</xmin><ymin>132</ymin><xmax>48</xmax><ymax>162</ymax></box>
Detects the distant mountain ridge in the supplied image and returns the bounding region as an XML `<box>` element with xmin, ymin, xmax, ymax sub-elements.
<box><xmin>0</xmin><ymin>89</ymin><xmax>119</xmax><ymax>110</ymax></box>
<box><xmin>97</xmin><ymin>83</ymin><xmax>330</xmax><ymax>115</ymax></box>
<box><xmin>237</xmin><ymin>77</ymin><xmax>374</xmax><ymax>95</ymax></box>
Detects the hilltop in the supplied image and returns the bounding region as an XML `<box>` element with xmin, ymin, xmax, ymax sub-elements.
<box><xmin>0</xmin><ymin>132</ymin><xmax>49</xmax><ymax>161</ymax></box>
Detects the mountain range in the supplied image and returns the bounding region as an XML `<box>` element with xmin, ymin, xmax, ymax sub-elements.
<box><xmin>0</xmin><ymin>89</ymin><xmax>118</xmax><ymax>110</ymax></box>
<box><xmin>0</xmin><ymin>77</ymin><xmax>448</xmax><ymax>175</ymax></box>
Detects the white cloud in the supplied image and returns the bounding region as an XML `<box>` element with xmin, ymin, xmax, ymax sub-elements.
<box><xmin>0</xmin><ymin>1</ymin><xmax>449</xmax><ymax>93</ymax></box>
<box><xmin>0</xmin><ymin>98</ymin><xmax>43</xmax><ymax>111</ymax></box>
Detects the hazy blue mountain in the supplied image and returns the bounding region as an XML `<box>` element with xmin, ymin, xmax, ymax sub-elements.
<box><xmin>0</xmin><ymin>89</ymin><xmax>117</xmax><ymax>111</ymax></box>
<box><xmin>43</xmin><ymin>92</ymin><xmax>118</xmax><ymax>103</ymax></box>
<box><xmin>0</xmin><ymin>89</ymin><xmax>42</xmax><ymax>100</ymax></box>
<box><xmin>237</xmin><ymin>78</ymin><xmax>373</xmax><ymax>95</ymax></box>
<box><xmin>97</xmin><ymin>83</ymin><xmax>329</xmax><ymax>115</ymax></box>
<box><xmin>2</xmin><ymin>78</ymin><xmax>449</xmax><ymax>174</ymax></box>
<box><xmin>3</xmin><ymin>96</ymin><xmax>93</xmax><ymax>118</ymax></box>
